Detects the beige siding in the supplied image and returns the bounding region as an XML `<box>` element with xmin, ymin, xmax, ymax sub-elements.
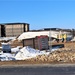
<box><xmin>5</xmin><ymin>24</ymin><xmax>29</xmax><ymax>37</ymax></box>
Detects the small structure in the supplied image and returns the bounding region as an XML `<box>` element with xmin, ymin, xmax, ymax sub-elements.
<box><xmin>2</xmin><ymin>43</ymin><xmax>11</xmax><ymax>53</ymax></box>
<box><xmin>23</xmin><ymin>35</ymin><xmax>48</xmax><ymax>50</ymax></box>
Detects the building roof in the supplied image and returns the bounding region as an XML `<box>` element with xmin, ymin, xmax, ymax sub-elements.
<box><xmin>30</xmin><ymin>28</ymin><xmax>72</xmax><ymax>32</ymax></box>
<box><xmin>0</xmin><ymin>22</ymin><xmax>29</xmax><ymax>25</ymax></box>
<box><xmin>41</xmin><ymin>28</ymin><xmax>72</xmax><ymax>32</ymax></box>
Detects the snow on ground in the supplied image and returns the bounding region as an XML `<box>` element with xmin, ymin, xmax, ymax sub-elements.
<box><xmin>0</xmin><ymin>46</ymin><xmax>59</xmax><ymax>61</ymax></box>
<box><xmin>51</xmin><ymin>46</ymin><xmax>61</xmax><ymax>52</ymax></box>
<box><xmin>11</xmin><ymin>46</ymin><xmax>20</xmax><ymax>53</ymax></box>
<box><xmin>0</xmin><ymin>53</ymin><xmax>15</xmax><ymax>61</ymax></box>
<box><xmin>0</xmin><ymin>37</ymin><xmax>16</xmax><ymax>41</ymax></box>
<box><xmin>15</xmin><ymin>46</ymin><xmax>50</xmax><ymax>60</ymax></box>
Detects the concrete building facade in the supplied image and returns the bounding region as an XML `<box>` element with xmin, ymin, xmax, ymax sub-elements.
<box><xmin>0</xmin><ymin>23</ymin><xmax>29</xmax><ymax>37</ymax></box>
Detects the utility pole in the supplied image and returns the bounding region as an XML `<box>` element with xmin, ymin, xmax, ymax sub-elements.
<box><xmin>49</xmin><ymin>29</ymin><xmax>52</xmax><ymax>52</ymax></box>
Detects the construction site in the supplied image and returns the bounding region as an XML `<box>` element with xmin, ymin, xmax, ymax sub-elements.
<box><xmin>0</xmin><ymin>23</ymin><xmax>75</xmax><ymax>65</ymax></box>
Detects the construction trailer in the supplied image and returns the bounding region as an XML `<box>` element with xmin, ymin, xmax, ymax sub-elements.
<box><xmin>23</xmin><ymin>35</ymin><xmax>49</xmax><ymax>50</ymax></box>
<box><xmin>0</xmin><ymin>23</ymin><xmax>29</xmax><ymax>37</ymax></box>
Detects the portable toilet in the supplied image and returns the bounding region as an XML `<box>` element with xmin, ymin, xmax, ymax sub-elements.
<box><xmin>2</xmin><ymin>43</ymin><xmax>11</xmax><ymax>53</ymax></box>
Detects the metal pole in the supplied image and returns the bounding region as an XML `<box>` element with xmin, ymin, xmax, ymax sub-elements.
<box><xmin>12</xmin><ymin>25</ymin><xmax>14</xmax><ymax>37</ymax></box>
<box><xmin>49</xmin><ymin>29</ymin><xmax>52</xmax><ymax>52</ymax></box>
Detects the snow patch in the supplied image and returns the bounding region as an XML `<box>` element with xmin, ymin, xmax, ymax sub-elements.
<box><xmin>15</xmin><ymin>46</ymin><xmax>50</xmax><ymax>60</ymax></box>
<box><xmin>0</xmin><ymin>53</ymin><xmax>15</xmax><ymax>61</ymax></box>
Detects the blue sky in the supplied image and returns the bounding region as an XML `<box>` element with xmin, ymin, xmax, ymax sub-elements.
<box><xmin>0</xmin><ymin>0</ymin><xmax>75</xmax><ymax>30</ymax></box>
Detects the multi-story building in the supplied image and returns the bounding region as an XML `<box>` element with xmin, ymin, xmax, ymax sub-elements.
<box><xmin>0</xmin><ymin>23</ymin><xmax>29</xmax><ymax>37</ymax></box>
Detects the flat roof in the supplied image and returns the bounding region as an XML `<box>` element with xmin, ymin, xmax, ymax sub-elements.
<box><xmin>30</xmin><ymin>28</ymin><xmax>72</xmax><ymax>32</ymax></box>
<box><xmin>0</xmin><ymin>22</ymin><xmax>29</xmax><ymax>25</ymax></box>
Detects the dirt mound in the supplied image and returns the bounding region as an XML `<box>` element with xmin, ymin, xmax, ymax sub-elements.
<box><xmin>25</xmin><ymin>48</ymin><xmax>75</xmax><ymax>63</ymax></box>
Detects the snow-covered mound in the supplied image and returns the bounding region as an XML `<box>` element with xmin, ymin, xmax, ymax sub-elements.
<box><xmin>11</xmin><ymin>46</ymin><xmax>20</xmax><ymax>53</ymax></box>
<box><xmin>15</xmin><ymin>46</ymin><xmax>50</xmax><ymax>60</ymax></box>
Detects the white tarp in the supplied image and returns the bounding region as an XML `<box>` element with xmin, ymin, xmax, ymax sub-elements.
<box><xmin>18</xmin><ymin>31</ymin><xmax>58</xmax><ymax>40</ymax></box>
<box><xmin>17</xmin><ymin>31</ymin><xmax>71</xmax><ymax>40</ymax></box>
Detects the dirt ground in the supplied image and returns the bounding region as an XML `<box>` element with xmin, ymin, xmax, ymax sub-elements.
<box><xmin>0</xmin><ymin>41</ymin><xmax>75</xmax><ymax>65</ymax></box>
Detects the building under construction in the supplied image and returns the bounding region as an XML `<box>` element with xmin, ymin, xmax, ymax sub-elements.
<box><xmin>0</xmin><ymin>23</ymin><xmax>29</xmax><ymax>37</ymax></box>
